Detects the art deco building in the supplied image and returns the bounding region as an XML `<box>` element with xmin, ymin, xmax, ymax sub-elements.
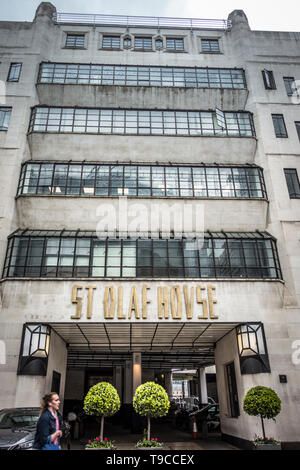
<box><xmin>0</xmin><ymin>2</ymin><xmax>299</xmax><ymax>448</ymax></box>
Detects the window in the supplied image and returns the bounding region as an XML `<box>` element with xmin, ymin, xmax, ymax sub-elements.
<box><xmin>18</xmin><ymin>162</ymin><xmax>266</xmax><ymax>199</ymax></box>
<box><xmin>38</xmin><ymin>63</ymin><xmax>247</xmax><ymax>89</ymax></box>
<box><xmin>201</xmin><ymin>39</ymin><xmax>220</xmax><ymax>53</ymax></box>
<box><xmin>0</xmin><ymin>107</ymin><xmax>12</xmax><ymax>130</ymax></box>
<box><xmin>134</xmin><ymin>37</ymin><xmax>152</xmax><ymax>50</ymax></box>
<box><xmin>65</xmin><ymin>34</ymin><xmax>85</xmax><ymax>48</ymax></box>
<box><xmin>272</xmin><ymin>114</ymin><xmax>288</xmax><ymax>138</ymax></box>
<box><xmin>123</xmin><ymin>36</ymin><xmax>132</xmax><ymax>48</ymax></box>
<box><xmin>29</xmin><ymin>107</ymin><xmax>255</xmax><ymax>137</ymax></box>
<box><xmin>295</xmin><ymin>122</ymin><xmax>300</xmax><ymax>141</ymax></box>
<box><xmin>166</xmin><ymin>38</ymin><xmax>184</xmax><ymax>51</ymax></box>
<box><xmin>262</xmin><ymin>69</ymin><xmax>276</xmax><ymax>89</ymax></box>
<box><xmin>283</xmin><ymin>77</ymin><xmax>296</xmax><ymax>96</ymax></box>
<box><xmin>3</xmin><ymin>231</ymin><xmax>282</xmax><ymax>280</ymax></box>
<box><xmin>155</xmin><ymin>38</ymin><xmax>163</xmax><ymax>50</ymax></box>
<box><xmin>225</xmin><ymin>362</ymin><xmax>240</xmax><ymax>417</ymax></box>
<box><xmin>7</xmin><ymin>63</ymin><xmax>22</xmax><ymax>82</ymax></box>
<box><xmin>284</xmin><ymin>169</ymin><xmax>300</xmax><ymax>198</ymax></box>
<box><xmin>102</xmin><ymin>35</ymin><xmax>120</xmax><ymax>49</ymax></box>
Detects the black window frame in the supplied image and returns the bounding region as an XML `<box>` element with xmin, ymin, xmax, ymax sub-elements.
<box><xmin>28</xmin><ymin>106</ymin><xmax>256</xmax><ymax>138</ymax></box>
<box><xmin>283</xmin><ymin>76</ymin><xmax>295</xmax><ymax>96</ymax></box>
<box><xmin>0</xmin><ymin>107</ymin><xmax>12</xmax><ymax>131</ymax></box>
<box><xmin>295</xmin><ymin>122</ymin><xmax>300</xmax><ymax>142</ymax></box>
<box><xmin>3</xmin><ymin>231</ymin><xmax>283</xmax><ymax>281</ymax></box>
<box><xmin>225</xmin><ymin>362</ymin><xmax>240</xmax><ymax>418</ymax></box>
<box><xmin>65</xmin><ymin>33</ymin><xmax>85</xmax><ymax>48</ymax></box>
<box><xmin>17</xmin><ymin>161</ymin><xmax>267</xmax><ymax>200</ymax></box>
<box><xmin>7</xmin><ymin>62</ymin><xmax>22</xmax><ymax>82</ymax></box>
<box><xmin>284</xmin><ymin>168</ymin><xmax>300</xmax><ymax>198</ymax></box>
<box><xmin>272</xmin><ymin>114</ymin><xmax>288</xmax><ymax>138</ymax></box>
<box><xmin>201</xmin><ymin>39</ymin><xmax>220</xmax><ymax>53</ymax></box>
<box><xmin>262</xmin><ymin>70</ymin><xmax>276</xmax><ymax>90</ymax></box>
<box><xmin>37</xmin><ymin>63</ymin><xmax>247</xmax><ymax>90</ymax></box>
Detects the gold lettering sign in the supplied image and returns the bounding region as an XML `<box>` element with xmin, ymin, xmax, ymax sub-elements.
<box><xmin>71</xmin><ymin>284</ymin><xmax>219</xmax><ymax>321</ymax></box>
<box><xmin>71</xmin><ymin>285</ymin><xmax>83</xmax><ymax>320</ymax></box>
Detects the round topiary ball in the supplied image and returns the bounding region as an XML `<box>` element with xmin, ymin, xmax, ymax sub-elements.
<box><xmin>83</xmin><ymin>382</ymin><xmax>120</xmax><ymax>417</ymax></box>
<box><xmin>133</xmin><ymin>381</ymin><xmax>170</xmax><ymax>418</ymax></box>
<box><xmin>243</xmin><ymin>386</ymin><xmax>281</xmax><ymax>420</ymax></box>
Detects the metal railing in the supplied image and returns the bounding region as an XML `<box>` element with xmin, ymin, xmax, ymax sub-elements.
<box><xmin>53</xmin><ymin>12</ymin><xmax>231</xmax><ymax>30</ymax></box>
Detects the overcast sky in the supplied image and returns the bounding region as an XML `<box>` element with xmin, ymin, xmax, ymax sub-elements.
<box><xmin>1</xmin><ymin>0</ymin><xmax>300</xmax><ymax>31</ymax></box>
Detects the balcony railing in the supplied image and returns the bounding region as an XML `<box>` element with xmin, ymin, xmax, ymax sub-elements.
<box><xmin>53</xmin><ymin>12</ymin><xmax>231</xmax><ymax>30</ymax></box>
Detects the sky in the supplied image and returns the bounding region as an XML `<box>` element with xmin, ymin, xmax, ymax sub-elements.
<box><xmin>0</xmin><ymin>0</ymin><xmax>300</xmax><ymax>31</ymax></box>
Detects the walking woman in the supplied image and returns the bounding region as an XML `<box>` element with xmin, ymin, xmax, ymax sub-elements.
<box><xmin>33</xmin><ymin>392</ymin><xmax>62</xmax><ymax>450</ymax></box>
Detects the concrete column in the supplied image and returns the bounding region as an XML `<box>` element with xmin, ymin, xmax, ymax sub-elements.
<box><xmin>114</xmin><ymin>366</ymin><xmax>123</xmax><ymax>403</ymax></box>
<box><xmin>198</xmin><ymin>367</ymin><xmax>208</xmax><ymax>405</ymax></box>
<box><xmin>124</xmin><ymin>360</ymin><xmax>132</xmax><ymax>404</ymax></box>
<box><xmin>132</xmin><ymin>352</ymin><xmax>142</xmax><ymax>396</ymax></box>
<box><xmin>164</xmin><ymin>371</ymin><xmax>173</xmax><ymax>398</ymax></box>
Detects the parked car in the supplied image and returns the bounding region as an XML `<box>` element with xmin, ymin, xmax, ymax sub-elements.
<box><xmin>0</xmin><ymin>407</ymin><xmax>71</xmax><ymax>450</ymax></box>
<box><xmin>0</xmin><ymin>408</ymin><xmax>40</xmax><ymax>450</ymax></box>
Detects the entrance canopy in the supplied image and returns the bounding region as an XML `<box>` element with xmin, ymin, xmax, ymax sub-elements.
<box><xmin>50</xmin><ymin>322</ymin><xmax>239</xmax><ymax>369</ymax></box>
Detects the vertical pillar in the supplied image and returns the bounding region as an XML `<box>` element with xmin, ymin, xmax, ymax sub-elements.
<box><xmin>165</xmin><ymin>371</ymin><xmax>173</xmax><ymax>399</ymax></box>
<box><xmin>114</xmin><ymin>366</ymin><xmax>123</xmax><ymax>403</ymax></box>
<box><xmin>132</xmin><ymin>352</ymin><xmax>142</xmax><ymax>395</ymax></box>
<box><xmin>198</xmin><ymin>367</ymin><xmax>208</xmax><ymax>405</ymax></box>
<box><xmin>124</xmin><ymin>360</ymin><xmax>132</xmax><ymax>404</ymax></box>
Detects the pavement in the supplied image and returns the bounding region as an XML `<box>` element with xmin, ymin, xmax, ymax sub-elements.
<box><xmin>63</xmin><ymin>421</ymin><xmax>239</xmax><ymax>451</ymax></box>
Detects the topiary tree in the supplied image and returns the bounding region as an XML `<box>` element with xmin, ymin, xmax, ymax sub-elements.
<box><xmin>133</xmin><ymin>382</ymin><xmax>170</xmax><ymax>442</ymax></box>
<box><xmin>243</xmin><ymin>386</ymin><xmax>281</xmax><ymax>440</ymax></box>
<box><xmin>83</xmin><ymin>382</ymin><xmax>120</xmax><ymax>441</ymax></box>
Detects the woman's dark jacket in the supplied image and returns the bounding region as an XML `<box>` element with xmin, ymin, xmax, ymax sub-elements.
<box><xmin>33</xmin><ymin>410</ymin><xmax>62</xmax><ymax>449</ymax></box>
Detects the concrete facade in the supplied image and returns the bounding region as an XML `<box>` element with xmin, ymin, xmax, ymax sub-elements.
<box><xmin>0</xmin><ymin>3</ymin><xmax>300</xmax><ymax>448</ymax></box>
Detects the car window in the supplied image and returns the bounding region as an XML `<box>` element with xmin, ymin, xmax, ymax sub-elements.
<box><xmin>0</xmin><ymin>410</ymin><xmax>39</xmax><ymax>428</ymax></box>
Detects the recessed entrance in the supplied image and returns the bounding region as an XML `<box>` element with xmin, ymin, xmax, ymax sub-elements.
<box><xmin>48</xmin><ymin>322</ymin><xmax>239</xmax><ymax>446</ymax></box>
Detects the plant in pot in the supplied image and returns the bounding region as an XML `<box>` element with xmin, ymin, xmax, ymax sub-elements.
<box><xmin>243</xmin><ymin>386</ymin><xmax>281</xmax><ymax>450</ymax></box>
<box><xmin>133</xmin><ymin>382</ymin><xmax>170</xmax><ymax>449</ymax></box>
<box><xmin>83</xmin><ymin>382</ymin><xmax>120</xmax><ymax>450</ymax></box>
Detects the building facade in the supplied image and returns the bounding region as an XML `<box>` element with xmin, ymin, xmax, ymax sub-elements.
<box><xmin>0</xmin><ymin>2</ymin><xmax>300</xmax><ymax>448</ymax></box>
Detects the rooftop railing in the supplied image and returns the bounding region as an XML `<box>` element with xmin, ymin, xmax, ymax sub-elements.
<box><xmin>53</xmin><ymin>12</ymin><xmax>231</xmax><ymax>30</ymax></box>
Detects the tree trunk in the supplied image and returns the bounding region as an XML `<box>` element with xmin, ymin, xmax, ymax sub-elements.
<box><xmin>260</xmin><ymin>415</ymin><xmax>266</xmax><ymax>440</ymax></box>
<box><xmin>147</xmin><ymin>416</ymin><xmax>151</xmax><ymax>442</ymax></box>
<box><xmin>100</xmin><ymin>415</ymin><xmax>104</xmax><ymax>441</ymax></box>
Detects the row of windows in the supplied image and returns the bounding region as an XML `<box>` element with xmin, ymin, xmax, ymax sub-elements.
<box><xmin>28</xmin><ymin>107</ymin><xmax>255</xmax><ymax>137</ymax></box>
<box><xmin>65</xmin><ymin>33</ymin><xmax>220</xmax><ymax>53</ymax></box>
<box><xmin>38</xmin><ymin>63</ymin><xmax>246</xmax><ymax>89</ymax></box>
<box><xmin>3</xmin><ymin>232</ymin><xmax>282</xmax><ymax>280</ymax></box>
<box><xmin>17</xmin><ymin>163</ymin><xmax>266</xmax><ymax>198</ymax></box>
<box><xmin>3</xmin><ymin>106</ymin><xmax>299</xmax><ymax>146</ymax></box>
<box><xmin>17</xmin><ymin>161</ymin><xmax>300</xmax><ymax>200</ymax></box>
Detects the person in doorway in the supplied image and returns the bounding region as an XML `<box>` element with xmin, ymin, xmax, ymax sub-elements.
<box><xmin>33</xmin><ymin>392</ymin><xmax>63</xmax><ymax>450</ymax></box>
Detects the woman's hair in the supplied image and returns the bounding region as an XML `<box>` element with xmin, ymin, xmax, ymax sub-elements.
<box><xmin>40</xmin><ymin>392</ymin><xmax>58</xmax><ymax>416</ymax></box>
